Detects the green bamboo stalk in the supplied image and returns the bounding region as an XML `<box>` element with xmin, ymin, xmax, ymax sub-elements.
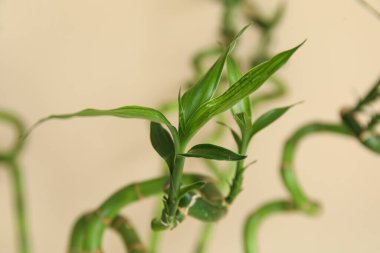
<box><xmin>0</xmin><ymin>111</ymin><xmax>30</xmax><ymax>253</ymax></box>
<box><xmin>244</xmin><ymin>200</ymin><xmax>296</xmax><ymax>253</ymax></box>
<box><xmin>73</xmin><ymin>174</ymin><xmax>226</xmax><ymax>252</ymax></box>
<box><xmin>160</xmin><ymin>151</ymin><xmax>187</xmax><ymax>229</ymax></box>
<box><xmin>280</xmin><ymin>122</ymin><xmax>353</xmax><ymax>213</ymax></box>
<box><xmin>193</xmin><ymin>223</ymin><xmax>214</xmax><ymax>253</ymax></box>
<box><xmin>111</xmin><ymin>216</ymin><xmax>147</xmax><ymax>253</ymax></box>
<box><xmin>82</xmin><ymin>176</ymin><xmax>168</xmax><ymax>251</ymax></box>
<box><xmin>68</xmin><ymin>214</ymin><xmax>87</xmax><ymax>253</ymax></box>
<box><xmin>147</xmin><ymin>199</ymin><xmax>162</xmax><ymax>253</ymax></box>
<box><xmin>8</xmin><ymin>161</ymin><xmax>30</xmax><ymax>253</ymax></box>
<box><xmin>244</xmin><ymin>120</ymin><xmax>374</xmax><ymax>253</ymax></box>
<box><xmin>225</xmin><ymin>131</ymin><xmax>251</xmax><ymax>204</ymax></box>
<box><xmin>69</xmin><ymin>214</ymin><xmax>147</xmax><ymax>253</ymax></box>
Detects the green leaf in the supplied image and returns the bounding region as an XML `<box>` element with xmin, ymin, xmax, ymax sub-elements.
<box><xmin>27</xmin><ymin>106</ymin><xmax>178</xmax><ymax>141</ymax></box>
<box><xmin>184</xmin><ymin>42</ymin><xmax>304</xmax><ymax>139</ymax></box>
<box><xmin>150</xmin><ymin>122</ymin><xmax>175</xmax><ymax>171</ymax></box>
<box><xmin>179</xmin><ymin>143</ymin><xmax>246</xmax><ymax>161</ymax></box>
<box><xmin>227</xmin><ymin>56</ymin><xmax>252</xmax><ymax>120</ymax></box>
<box><xmin>179</xmin><ymin>181</ymin><xmax>206</xmax><ymax>199</ymax></box>
<box><xmin>244</xmin><ymin>160</ymin><xmax>257</xmax><ymax>170</ymax></box>
<box><xmin>231</xmin><ymin>129</ymin><xmax>242</xmax><ymax>148</ymax></box>
<box><xmin>250</xmin><ymin>103</ymin><xmax>299</xmax><ymax>137</ymax></box>
<box><xmin>179</xmin><ymin>25</ymin><xmax>250</xmax><ymax>129</ymax></box>
<box><xmin>216</xmin><ymin>121</ymin><xmax>242</xmax><ymax>147</ymax></box>
<box><xmin>356</xmin><ymin>78</ymin><xmax>380</xmax><ymax>110</ymax></box>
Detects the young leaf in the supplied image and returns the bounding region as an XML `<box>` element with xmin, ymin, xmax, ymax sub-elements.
<box><xmin>180</xmin><ymin>25</ymin><xmax>250</xmax><ymax>126</ymax></box>
<box><xmin>184</xmin><ymin>42</ymin><xmax>304</xmax><ymax>139</ymax></box>
<box><xmin>27</xmin><ymin>106</ymin><xmax>177</xmax><ymax>140</ymax></box>
<box><xmin>150</xmin><ymin>122</ymin><xmax>175</xmax><ymax>170</ymax></box>
<box><xmin>179</xmin><ymin>143</ymin><xmax>246</xmax><ymax>161</ymax></box>
<box><xmin>250</xmin><ymin>103</ymin><xmax>299</xmax><ymax>137</ymax></box>
<box><xmin>231</xmin><ymin>129</ymin><xmax>242</xmax><ymax>148</ymax></box>
<box><xmin>217</xmin><ymin>121</ymin><xmax>242</xmax><ymax>147</ymax></box>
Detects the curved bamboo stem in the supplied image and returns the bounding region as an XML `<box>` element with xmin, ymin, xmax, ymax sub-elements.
<box><xmin>244</xmin><ymin>200</ymin><xmax>296</xmax><ymax>253</ymax></box>
<box><xmin>281</xmin><ymin>122</ymin><xmax>353</xmax><ymax>212</ymax></box>
<box><xmin>8</xmin><ymin>161</ymin><xmax>30</xmax><ymax>253</ymax></box>
<box><xmin>70</xmin><ymin>174</ymin><xmax>226</xmax><ymax>252</ymax></box>
<box><xmin>0</xmin><ymin>111</ymin><xmax>30</xmax><ymax>253</ymax></box>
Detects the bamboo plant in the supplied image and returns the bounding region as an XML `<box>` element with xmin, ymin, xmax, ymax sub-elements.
<box><xmin>27</xmin><ymin>26</ymin><xmax>303</xmax><ymax>253</ymax></box>
<box><xmin>150</xmin><ymin>1</ymin><xmax>291</xmax><ymax>251</ymax></box>
<box><xmin>3</xmin><ymin>1</ymin><xmax>295</xmax><ymax>252</ymax></box>
<box><xmin>2</xmin><ymin>1</ymin><xmax>379</xmax><ymax>252</ymax></box>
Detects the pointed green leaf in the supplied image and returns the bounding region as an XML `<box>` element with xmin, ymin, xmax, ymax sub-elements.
<box><xmin>179</xmin><ymin>181</ymin><xmax>206</xmax><ymax>199</ymax></box>
<box><xmin>250</xmin><ymin>103</ymin><xmax>298</xmax><ymax>137</ymax></box>
<box><xmin>227</xmin><ymin>56</ymin><xmax>252</xmax><ymax>120</ymax></box>
<box><xmin>27</xmin><ymin>106</ymin><xmax>178</xmax><ymax>142</ymax></box>
<box><xmin>216</xmin><ymin>121</ymin><xmax>242</xmax><ymax>147</ymax></box>
<box><xmin>184</xmin><ymin>42</ymin><xmax>304</xmax><ymax>139</ymax></box>
<box><xmin>180</xmin><ymin>25</ymin><xmax>250</xmax><ymax>127</ymax></box>
<box><xmin>150</xmin><ymin>122</ymin><xmax>175</xmax><ymax>170</ymax></box>
<box><xmin>244</xmin><ymin>160</ymin><xmax>257</xmax><ymax>170</ymax></box>
<box><xmin>231</xmin><ymin>129</ymin><xmax>242</xmax><ymax>148</ymax></box>
<box><xmin>179</xmin><ymin>143</ymin><xmax>246</xmax><ymax>161</ymax></box>
<box><xmin>356</xmin><ymin>78</ymin><xmax>380</xmax><ymax>110</ymax></box>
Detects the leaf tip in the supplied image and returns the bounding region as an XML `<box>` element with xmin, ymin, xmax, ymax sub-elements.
<box><xmin>296</xmin><ymin>39</ymin><xmax>307</xmax><ymax>50</ymax></box>
<box><xmin>290</xmin><ymin>100</ymin><xmax>305</xmax><ymax>108</ymax></box>
<box><xmin>244</xmin><ymin>160</ymin><xmax>257</xmax><ymax>170</ymax></box>
<box><xmin>227</xmin><ymin>24</ymin><xmax>251</xmax><ymax>52</ymax></box>
<box><xmin>286</xmin><ymin>39</ymin><xmax>307</xmax><ymax>56</ymax></box>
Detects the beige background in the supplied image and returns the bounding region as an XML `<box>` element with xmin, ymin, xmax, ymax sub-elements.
<box><xmin>1</xmin><ymin>0</ymin><xmax>380</xmax><ymax>252</ymax></box>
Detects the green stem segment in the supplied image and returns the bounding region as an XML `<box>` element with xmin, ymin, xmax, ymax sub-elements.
<box><xmin>72</xmin><ymin>174</ymin><xmax>226</xmax><ymax>252</ymax></box>
<box><xmin>244</xmin><ymin>200</ymin><xmax>296</xmax><ymax>253</ymax></box>
<box><xmin>148</xmin><ymin>197</ymin><xmax>163</xmax><ymax>253</ymax></box>
<box><xmin>164</xmin><ymin>153</ymin><xmax>186</xmax><ymax>228</ymax></box>
<box><xmin>0</xmin><ymin>111</ymin><xmax>30</xmax><ymax>253</ymax></box>
<box><xmin>281</xmin><ymin>122</ymin><xmax>353</xmax><ymax>213</ymax></box>
<box><xmin>68</xmin><ymin>214</ymin><xmax>147</xmax><ymax>253</ymax></box>
<box><xmin>9</xmin><ymin>161</ymin><xmax>30</xmax><ymax>253</ymax></box>
<box><xmin>68</xmin><ymin>214</ymin><xmax>87</xmax><ymax>253</ymax></box>
<box><xmin>111</xmin><ymin>216</ymin><xmax>147</xmax><ymax>253</ymax></box>
<box><xmin>243</xmin><ymin>122</ymin><xmax>359</xmax><ymax>253</ymax></box>
<box><xmin>226</xmin><ymin>132</ymin><xmax>250</xmax><ymax>204</ymax></box>
<box><xmin>82</xmin><ymin>176</ymin><xmax>168</xmax><ymax>251</ymax></box>
<box><xmin>193</xmin><ymin>223</ymin><xmax>214</xmax><ymax>253</ymax></box>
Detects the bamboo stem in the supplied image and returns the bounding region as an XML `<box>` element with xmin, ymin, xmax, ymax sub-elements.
<box><xmin>9</xmin><ymin>161</ymin><xmax>30</xmax><ymax>253</ymax></box>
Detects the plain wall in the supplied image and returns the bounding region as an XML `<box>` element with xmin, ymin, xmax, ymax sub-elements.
<box><xmin>1</xmin><ymin>0</ymin><xmax>380</xmax><ymax>252</ymax></box>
